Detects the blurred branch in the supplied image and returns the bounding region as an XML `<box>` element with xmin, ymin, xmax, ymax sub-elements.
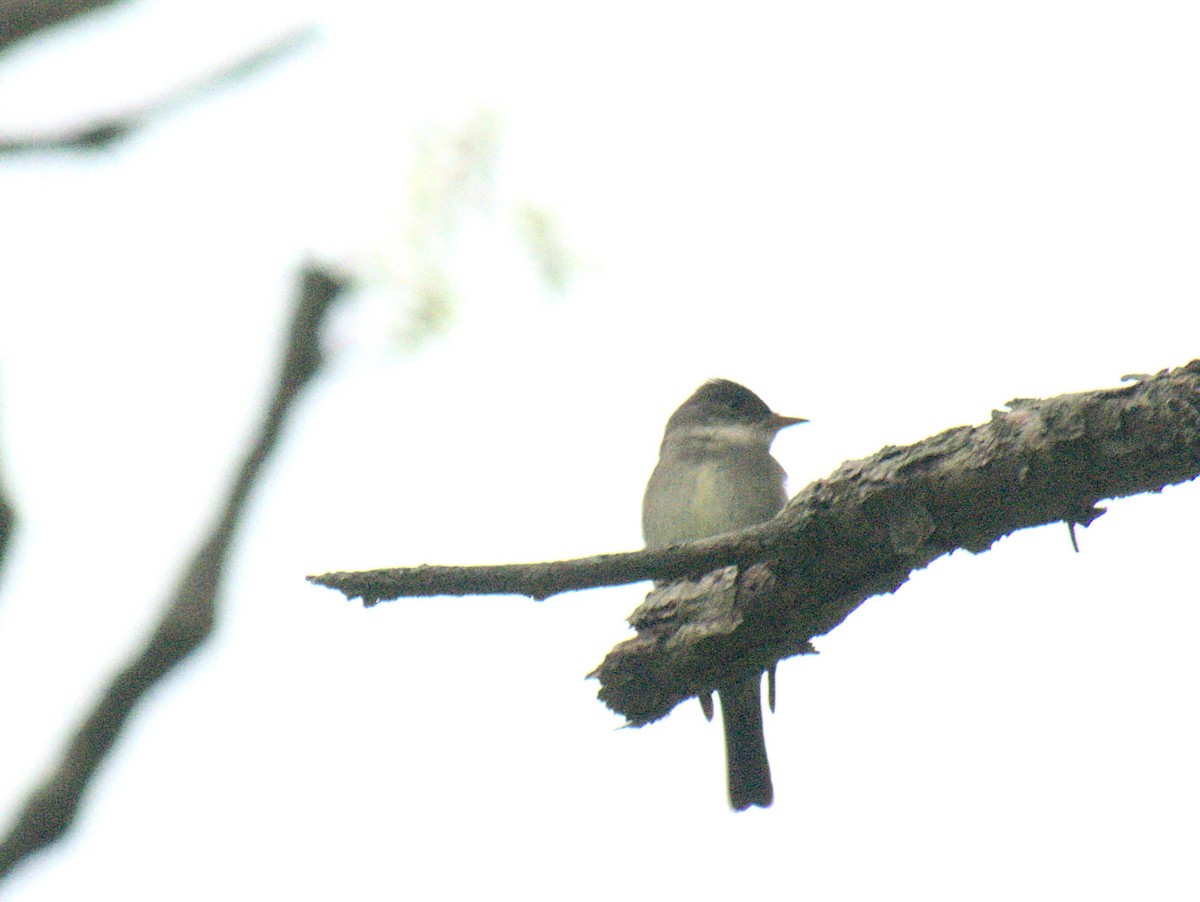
<box><xmin>0</xmin><ymin>482</ymin><xmax>12</xmax><ymax>580</ymax></box>
<box><xmin>0</xmin><ymin>0</ymin><xmax>122</xmax><ymax>55</ymax></box>
<box><xmin>0</xmin><ymin>262</ymin><xmax>349</xmax><ymax>883</ymax></box>
<box><xmin>308</xmin><ymin>360</ymin><xmax>1200</xmax><ymax>722</ymax></box>
<box><xmin>0</xmin><ymin>400</ymin><xmax>14</xmax><ymax>581</ymax></box>
<box><xmin>0</xmin><ymin>25</ymin><xmax>319</xmax><ymax>155</ymax></box>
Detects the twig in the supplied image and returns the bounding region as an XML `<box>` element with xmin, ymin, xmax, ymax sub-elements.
<box><xmin>307</xmin><ymin>531</ymin><xmax>782</xmax><ymax>605</ymax></box>
<box><xmin>0</xmin><ymin>416</ymin><xmax>13</xmax><ymax>581</ymax></box>
<box><xmin>0</xmin><ymin>26</ymin><xmax>319</xmax><ymax>155</ymax></box>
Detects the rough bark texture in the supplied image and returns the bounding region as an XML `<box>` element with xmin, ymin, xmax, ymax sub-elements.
<box><xmin>309</xmin><ymin>361</ymin><xmax>1200</xmax><ymax>726</ymax></box>
<box><xmin>595</xmin><ymin>361</ymin><xmax>1200</xmax><ymax>724</ymax></box>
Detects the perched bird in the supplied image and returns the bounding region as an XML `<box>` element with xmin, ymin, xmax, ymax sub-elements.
<box><xmin>642</xmin><ymin>379</ymin><xmax>806</xmax><ymax>810</ymax></box>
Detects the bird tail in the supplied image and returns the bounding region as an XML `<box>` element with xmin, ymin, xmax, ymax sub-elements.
<box><xmin>718</xmin><ymin>677</ymin><xmax>773</xmax><ymax>811</ymax></box>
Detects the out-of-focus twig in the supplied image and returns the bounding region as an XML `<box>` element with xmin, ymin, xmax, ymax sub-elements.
<box><xmin>0</xmin><ymin>262</ymin><xmax>349</xmax><ymax>883</ymax></box>
<box><xmin>0</xmin><ymin>390</ymin><xmax>14</xmax><ymax>581</ymax></box>
<box><xmin>0</xmin><ymin>25</ymin><xmax>319</xmax><ymax>155</ymax></box>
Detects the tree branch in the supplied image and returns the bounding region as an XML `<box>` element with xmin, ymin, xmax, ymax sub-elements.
<box><xmin>0</xmin><ymin>262</ymin><xmax>348</xmax><ymax>883</ymax></box>
<box><xmin>309</xmin><ymin>360</ymin><xmax>1200</xmax><ymax>724</ymax></box>
<box><xmin>0</xmin><ymin>420</ymin><xmax>14</xmax><ymax>582</ymax></box>
<box><xmin>0</xmin><ymin>26</ymin><xmax>319</xmax><ymax>155</ymax></box>
<box><xmin>0</xmin><ymin>0</ymin><xmax>123</xmax><ymax>56</ymax></box>
<box><xmin>307</xmin><ymin>534</ymin><xmax>780</xmax><ymax>605</ymax></box>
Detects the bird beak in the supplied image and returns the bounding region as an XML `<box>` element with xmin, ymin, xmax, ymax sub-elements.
<box><xmin>768</xmin><ymin>413</ymin><xmax>808</xmax><ymax>432</ymax></box>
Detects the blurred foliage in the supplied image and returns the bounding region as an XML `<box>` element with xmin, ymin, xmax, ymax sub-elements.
<box><xmin>515</xmin><ymin>203</ymin><xmax>575</xmax><ymax>296</ymax></box>
<box><xmin>391</xmin><ymin>108</ymin><xmax>500</xmax><ymax>351</ymax></box>
<box><xmin>382</xmin><ymin>108</ymin><xmax>575</xmax><ymax>352</ymax></box>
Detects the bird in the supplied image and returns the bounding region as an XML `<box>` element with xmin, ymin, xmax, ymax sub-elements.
<box><xmin>641</xmin><ymin>378</ymin><xmax>806</xmax><ymax>811</ymax></box>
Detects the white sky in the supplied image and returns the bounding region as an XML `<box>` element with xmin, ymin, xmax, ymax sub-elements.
<box><xmin>1</xmin><ymin>1</ymin><xmax>1199</xmax><ymax>899</ymax></box>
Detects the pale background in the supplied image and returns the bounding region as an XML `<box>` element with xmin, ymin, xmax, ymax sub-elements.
<box><xmin>1</xmin><ymin>2</ymin><xmax>1198</xmax><ymax>899</ymax></box>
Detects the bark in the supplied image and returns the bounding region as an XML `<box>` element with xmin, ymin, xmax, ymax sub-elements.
<box><xmin>309</xmin><ymin>361</ymin><xmax>1200</xmax><ymax>725</ymax></box>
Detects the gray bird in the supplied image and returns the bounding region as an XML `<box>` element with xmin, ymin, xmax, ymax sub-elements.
<box><xmin>642</xmin><ymin>379</ymin><xmax>806</xmax><ymax>810</ymax></box>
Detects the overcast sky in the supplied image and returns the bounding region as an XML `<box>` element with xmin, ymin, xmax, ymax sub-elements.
<box><xmin>1</xmin><ymin>2</ymin><xmax>1198</xmax><ymax>899</ymax></box>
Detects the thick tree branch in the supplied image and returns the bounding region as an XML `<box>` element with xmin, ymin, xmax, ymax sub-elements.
<box><xmin>309</xmin><ymin>361</ymin><xmax>1200</xmax><ymax>723</ymax></box>
<box><xmin>0</xmin><ymin>26</ymin><xmax>318</xmax><ymax>155</ymax></box>
<box><xmin>0</xmin><ymin>262</ymin><xmax>347</xmax><ymax>882</ymax></box>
